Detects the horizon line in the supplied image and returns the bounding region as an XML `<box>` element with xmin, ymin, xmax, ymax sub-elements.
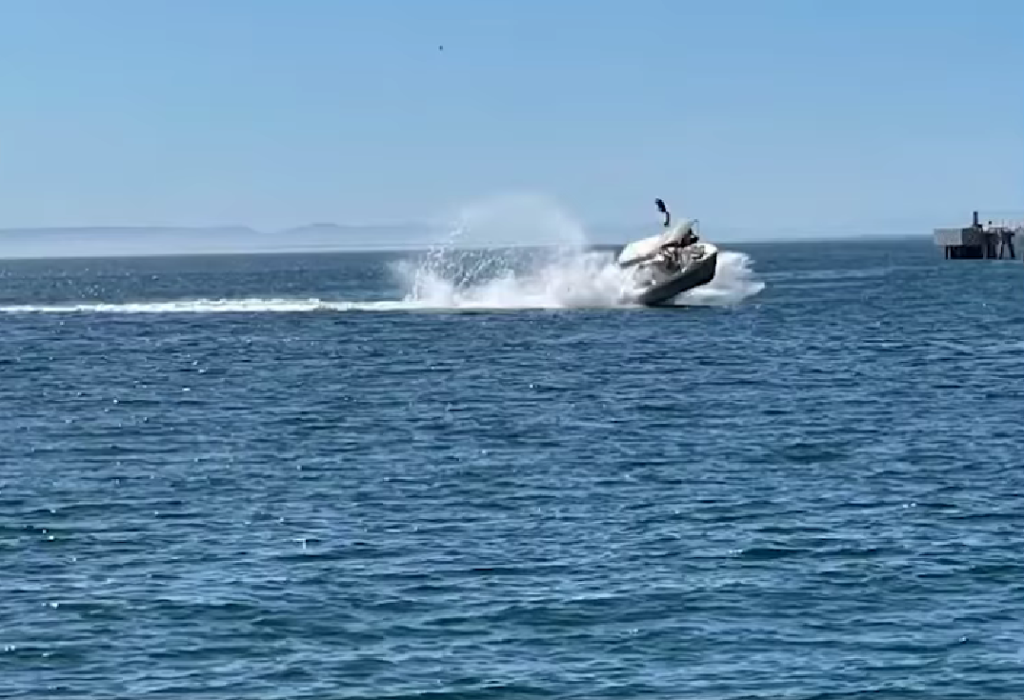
<box><xmin>0</xmin><ymin>232</ymin><xmax>933</xmax><ymax>263</ymax></box>
<box><xmin>0</xmin><ymin>218</ymin><xmax>964</xmax><ymax>236</ymax></box>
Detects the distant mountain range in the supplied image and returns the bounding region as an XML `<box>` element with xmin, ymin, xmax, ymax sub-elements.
<box><xmin>0</xmin><ymin>222</ymin><xmax>424</xmax><ymax>237</ymax></box>
<box><xmin>0</xmin><ymin>223</ymin><xmax>444</xmax><ymax>259</ymax></box>
<box><xmin>0</xmin><ymin>225</ymin><xmax>258</xmax><ymax>237</ymax></box>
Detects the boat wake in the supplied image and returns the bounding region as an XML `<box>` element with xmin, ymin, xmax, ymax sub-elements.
<box><xmin>0</xmin><ymin>194</ymin><xmax>765</xmax><ymax>315</ymax></box>
<box><xmin>0</xmin><ymin>298</ymin><xmax>404</xmax><ymax>314</ymax></box>
<box><xmin>0</xmin><ymin>249</ymin><xmax>763</xmax><ymax>315</ymax></box>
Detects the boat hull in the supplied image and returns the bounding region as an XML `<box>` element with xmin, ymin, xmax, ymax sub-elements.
<box><xmin>631</xmin><ymin>249</ymin><xmax>718</xmax><ymax>306</ymax></box>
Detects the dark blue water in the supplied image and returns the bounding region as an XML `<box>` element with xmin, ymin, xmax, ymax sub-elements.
<box><xmin>1</xmin><ymin>238</ymin><xmax>1022</xmax><ymax>699</ymax></box>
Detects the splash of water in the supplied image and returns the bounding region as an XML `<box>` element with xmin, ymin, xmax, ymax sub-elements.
<box><xmin>393</xmin><ymin>193</ymin><xmax>627</xmax><ymax>308</ymax></box>
<box><xmin>429</xmin><ymin>192</ymin><xmax>589</xmax><ymax>251</ymax></box>
<box><xmin>673</xmin><ymin>250</ymin><xmax>767</xmax><ymax>306</ymax></box>
<box><xmin>393</xmin><ymin>247</ymin><xmax>635</xmax><ymax>309</ymax></box>
<box><xmin>395</xmin><ymin>193</ymin><xmax>766</xmax><ymax>309</ymax></box>
<box><xmin>392</xmin><ymin>247</ymin><xmax>765</xmax><ymax>310</ymax></box>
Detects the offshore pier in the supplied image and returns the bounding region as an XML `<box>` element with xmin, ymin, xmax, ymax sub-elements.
<box><xmin>934</xmin><ymin>211</ymin><xmax>1020</xmax><ymax>260</ymax></box>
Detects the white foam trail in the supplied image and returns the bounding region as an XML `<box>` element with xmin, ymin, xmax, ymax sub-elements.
<box><xmin>0</xmin><ymin>196</ymin><xmax>765</xmax><ymax>314</ymax></box>
<box><xmin>0</xmin><ymin>298</ymin><xmax>410</xmax><ymax>314</ymax></box>
<box><xmin>0</xmin><ymin>249</ymin><xmax>763</xmax><ymax>315</ymax></box>
<box><xmin>0</xmin><ymin>251</ymin><xmax>765</xmax><ymax>315</ymax></box>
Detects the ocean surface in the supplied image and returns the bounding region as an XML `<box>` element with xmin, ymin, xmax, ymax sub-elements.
<box><xmin>1</xmin><ymin>237</ymin><xmax>1021</xmax><ymax>699</ymax></box>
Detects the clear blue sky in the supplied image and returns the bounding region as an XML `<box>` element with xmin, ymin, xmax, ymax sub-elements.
<box><xmin>1</xmin><ymin>0</ymin><xmax>1021</xmax><ymax>235</ymax></box>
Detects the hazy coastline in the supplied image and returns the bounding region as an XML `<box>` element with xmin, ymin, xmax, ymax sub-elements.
<box><xmin>0</xmin><ymin>222</ymin><xmax>932</xmax><ymax>261</ymax></box>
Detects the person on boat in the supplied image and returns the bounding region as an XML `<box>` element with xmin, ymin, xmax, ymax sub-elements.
<box><xmin>653</xmin><ymin>198</ymin><xmax>698</xmax><ymax>269</ymax></box>
<box><xmin>655</xmin><ymin>198</ymin><xmax>698</xmax><ymax>243</ymax></box>
<box><xmin>655</xmin><ymin>198</ymin><xmax>671</xmax><ymax>228</ymax></box>
<box><xmin>660</xmin><ymin>230</ymin><xmax>697</xmax><ymax>268</ymax></box>
<box><xmin>650</xmin><ymin>199</ymin><xmax>688</xmax><ymax>266</ymax></box>
<box><xmin>676</xmin><ymin>226</ymin><xmax>699</xmax><ymax>248</ymax></box>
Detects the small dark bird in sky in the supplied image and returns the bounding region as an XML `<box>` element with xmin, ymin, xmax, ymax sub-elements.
<box><xmin>438</xmin><ymin>45</ymin><xmax>444</xmax><ymax>51</ymax></box>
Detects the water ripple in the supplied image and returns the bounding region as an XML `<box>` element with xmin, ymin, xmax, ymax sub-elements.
<box><xmin>1</xmin><ymin>240</ymin><xmax>1022</xmax><ymax>699</ymax></box>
